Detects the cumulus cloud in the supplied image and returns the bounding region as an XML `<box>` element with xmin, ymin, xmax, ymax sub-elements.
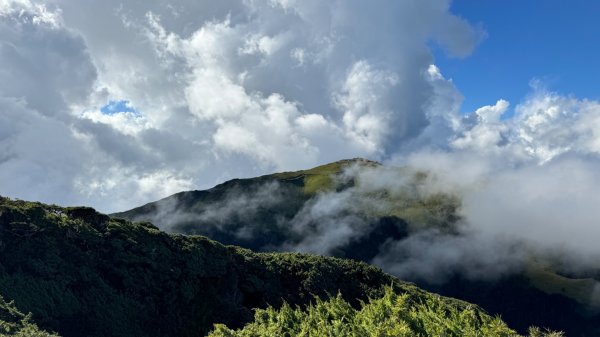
<box><xmin>0</xmin><ymin>0</ymin><xmax>486</xmax><ymax>212</ymax></box>
<box><xmin>251</xmin><ymin>78</ymin><xmax>600</xmax><ymax>283</ymax></box>
<box><xmin>0</xmin><ymin>1</ymin><xmax>197</xmax><ymax>211</ymax></box>
<box><xmin>380</xmin><ymin>87</ymin><xmax>600</xmax><ymax>282</ymax></box>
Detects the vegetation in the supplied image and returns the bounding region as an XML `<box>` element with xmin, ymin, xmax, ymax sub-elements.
<box><xmin>0</xmin><ymin>195</ymin><xmax>485</xmax><ymax>337</ymax></box>
<box><xmin>209</xmin><ymin>287</ymin><xmax>561</xmax><ymax>337</ymax></box>
<box><xmin>113</xmin><ymin>159</ymin><xmax>600</xmax><ymax>336</ymax></box>
<box><xmin>0</xmin><ymin>195</ymin><xmax>562</xmax><ymax>337</ymax></box>
<box><xmin>0</xmin><ymin>295</ymin><xmax>58</xmax><ymax>337</ymax></box>
<box><xmin>111</xmin><ymin>158</ymin><xmax>456</xmax><ymax>255</ymax></box>
<box><xmin>525</xmin><ymin>266</ymin><xmax>600</xmax><ymax>307</ymax></box>
<box><xmin>272</xmin><ymin>158</ymin><xmax>378</xmax><ymax>194</ymax></box>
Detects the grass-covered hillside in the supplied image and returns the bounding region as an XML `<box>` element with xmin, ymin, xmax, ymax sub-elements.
<box><xmin>113</xmin><ymin>159</ymin><xmax>600</xmax><ymax>336</ymax></box>
<box><xmin>0</xmin><ymin>196</ymin><xmax>546</xmax><ymax>337</ymax></box>
<box><xmin>111</xmin><ymin>158</ymin><xmax>454</xmax><ymax>257</ymax></box>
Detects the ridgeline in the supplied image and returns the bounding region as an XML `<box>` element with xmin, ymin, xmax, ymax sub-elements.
<box><xmin>0</xmin><ymin>196</ymin><xmax>555</xmax><ymax>336</ymax></box>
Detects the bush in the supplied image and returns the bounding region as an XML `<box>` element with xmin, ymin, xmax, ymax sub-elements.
<box><xmin>208</xmin><ymin>287</ymin><xmax>562</xmax><ymax>337</ymax></box>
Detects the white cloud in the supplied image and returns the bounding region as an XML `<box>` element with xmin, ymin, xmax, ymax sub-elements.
<box><xmin>0</xmin><ymin>0</ymin><xmax>61</xmax><ymax>27</ymax></box>
<box><xmin>390</xmin><ymin>87</ymin><xmax>600</xmax><ymax>267</ymax></box>
<box><xmin>1</xmin><ymin>0</ymin><xmax>483</xmax><ymax>212</ymax></box>
<box><xmin>80</xmin><ymin>110</ymin><xmax>150</xmax><ymax>136</ymax></box>
<box><xmin>447</xmin><ymin>87</ymin><xmax>600</xmax><ymax>164</ymax></box>
<box><xmin>334</xmin><ymin>61</ymin><xmax>399</xmax><ymax>153</ymax></box>
<box><xmin>451</xmin><ymin>100</ymin><xmax>509</xmax><ymax>151</ymax></box>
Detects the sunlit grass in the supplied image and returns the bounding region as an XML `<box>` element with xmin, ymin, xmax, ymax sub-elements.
<box><xmin>525</xmin><ymin>266</ymin><xmax>600</xmax><ymax>307</ymax></box>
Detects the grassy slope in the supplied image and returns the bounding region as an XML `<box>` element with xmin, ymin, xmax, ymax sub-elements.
<box><xmin>525</xmin><ymin>267</ymin><xmax>600</xmax><ymax>308</ymax></box>
<box><xmin>272</xmin><ymin>158</ymin><xmax>378</xmax><ymax>194</ymax></box>
<box><xmin>110</xmin><ymin>158</ymin><xmax>456</xmax><ymax>253</ymax></box>
<box><xmin>0</xmin><ymin>196</ymin><xmax>508</xmax><ymax>337</ymax></box>
<box><xmin>112</xmin><ymin>159</ymin><xmax>600</xmax><ymax>335</ymax></box>
<box><xmin>111</xmin><ymin>158</ymin><xmax>375</xmax><ymax>219</ymax></box>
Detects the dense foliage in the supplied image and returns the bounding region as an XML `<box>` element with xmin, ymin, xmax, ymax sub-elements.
<box><xmin>0</xmin><ymin>196</ymin><xmax>481</xmax><ymax>337</ymax></box>
<box><xmin>209</xmin><ymin>287</ymin><xmax>561</xmax><ymax>337</ymax></box>
<box><xmin>0</xmin><ymin>195</ymin><xmax>561</xmax><ymax>337</ymax></box>
<box><xmin>0</xmin><ymin>295</ymin><xmax>58</xmax><ymax>337</ymax></box>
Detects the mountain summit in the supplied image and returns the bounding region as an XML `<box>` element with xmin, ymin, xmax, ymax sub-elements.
<box><xmin>114</xmin><ymin>159</ymin><xmax>600</xmax><ymax>336</ymax></box>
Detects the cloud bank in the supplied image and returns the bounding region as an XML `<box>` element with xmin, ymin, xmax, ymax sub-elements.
<box><xmin>0</xmin><ymin>0</ymin><xmax>483</xmax><ymax>212</ymax></box>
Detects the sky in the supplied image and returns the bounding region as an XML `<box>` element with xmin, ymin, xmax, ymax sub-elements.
<box><xmin>438</xmin><ymin>0</ymin><xmax>600</xmax><ymax>113</ymax></box>
<box><xmin>2</xmin><ymin>0</ymin><xmax>600</xmax><ymax>213</ymax></box>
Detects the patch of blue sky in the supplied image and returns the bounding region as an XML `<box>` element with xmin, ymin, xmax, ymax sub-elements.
<box><xmin>436</xmin><ymin>0</ymin><xmax>600</xmax><ymax>117</ymax></box>
<box><xmin>100</xmin><ymin>100</ymin><xmax>139</xmax><ymax>115</ymax></box>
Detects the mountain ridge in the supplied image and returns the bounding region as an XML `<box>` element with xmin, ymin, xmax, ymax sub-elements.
<box><xmin>2</xmin><ymin>195</ymin><xmax>529</xmax><ymax>337</ymax></box>
<box><xmin>113</xmin><ymin>159</ymin><xmax>600</xmax><ymax>336</ymax></box>
<box><xmin>112</xmin><ymin>158</ymin><xmax>378</xmax><ymax>218</ymax></box>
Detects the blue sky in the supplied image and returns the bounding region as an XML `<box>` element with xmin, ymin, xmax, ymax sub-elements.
<box><xmin>435</xmin><ymin>0</ymin><xmax>600</xmax><ymax>114</ymax></box>
<box><xmin>101</xmin><ymin>100</ymin><xmax>137</xmax><ymax>115</ymax></box>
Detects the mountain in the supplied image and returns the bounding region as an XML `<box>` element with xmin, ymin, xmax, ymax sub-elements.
<box><xmin>0</xmin><ymin>196</ymin><xmax>552</xmax><ymax>337</ymax></box>
<box><xmin>111</xmin><ymin>158</ymin><xmax>437</xmax><ymax>256</ymax></box>
<box><xmin>114</xmin><ymin>159</ymin><xmax>600</xmax><ymax>336</ymax></box>
<box><xmin>112</xmin><ymin>159</ymin><xmax>384</xmax><ymax>253</ymax></box>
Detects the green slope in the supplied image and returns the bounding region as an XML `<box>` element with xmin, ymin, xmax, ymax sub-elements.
<box><xmin>272</xmin><ymin>158</ymin><xmax>379</xmax><ymax>194</ymax></box>
<box><xmin>0</xmin><ymin>196</ymin><xmax>540</xmax><ymax>337</ymax></box>
<box><xmin>111</xmin><ymin>158</ymin><xmax>455</xmax><ymax>253</ymax></box>
<box><xmin>113</xmin><ymin>159</ymin><xmax>600</xmax><ymax>336</ymax></box>
<box><xmin>525</xmin><ymin>266</ymin><xmax>600</xmax><ymax>307</ymax></box>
